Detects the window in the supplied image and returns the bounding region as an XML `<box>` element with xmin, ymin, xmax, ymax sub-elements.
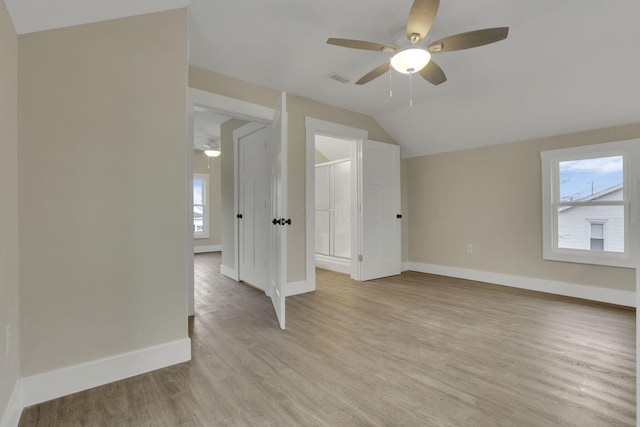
<box><xmin>541</xmin><ymin>140</ymin><xmax>637</xmax><ymax>268</ymax></box>
<box><xmin>193</xmin><ymin>173</ymin><xmax>209</xmax><ymax>239</ymax></box>
<box><xmin>589</xmin><ymin>222</ymin><xmax>605</xmax><ymax>252</ymax></box>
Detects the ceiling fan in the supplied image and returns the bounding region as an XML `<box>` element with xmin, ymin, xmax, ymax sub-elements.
<box><xmin>327</xmin><ymin>0</ymin><xmax>509</xmax><ymax>86</ymax></box>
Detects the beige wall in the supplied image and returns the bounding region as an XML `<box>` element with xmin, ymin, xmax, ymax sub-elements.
<box><xmin>189</xmin><ymin>67</ymin><xmax>396</xmax><ymax>283</ymax></box>
<box><xmin>0</xmin><ymin>0</ymin><xmax>20</xmax><ymax>419</ymax></box>
<box><xmin>18</xmin><ymin>10</ymin><xmax>189</xmax><ymax>376</ymax></box>
<box><xmin>193</xmin><ymin>151</ymin><xmax>222</xmax><ymax>249</ymax></box>
<box><xmin>406</xmin><ymin>123</ymin><xmax>640</xmax><ymax>292</ymax></box>
<box><xmin>189</xmin><ymin>66</ymin><xmax>279</xmax><ymax>109</ymax></box>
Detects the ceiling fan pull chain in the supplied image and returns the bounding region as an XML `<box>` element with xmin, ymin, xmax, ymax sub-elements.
<box><xmin>409</xmin><ymin>72</ymin><xmax>414</xmax><ymax>107</ymax></box>
<box><xmin>389</xmin><ymin>66</ymin><xmax>393</xmax><ymax>98</ymax></box>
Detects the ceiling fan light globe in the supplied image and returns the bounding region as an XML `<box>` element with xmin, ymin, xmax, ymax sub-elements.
<box><xmin>390</xmin><ymin>48</ymin><xmax>431</xmax><ymax>74</ymax></box>
<box><xmin>205</xmin><ymin>149</ymin><xmax>221</xmax><ymax>157</ymax></box>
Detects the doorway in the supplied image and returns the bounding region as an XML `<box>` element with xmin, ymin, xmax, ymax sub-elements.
<box><xmin>187</xmin><ymin>88</ymin><xmax>274</xmax><ymax>316</ymax></box>
<box><xmin>314</xmin><ymin>135</ymin><xmax>355</xmax><ymax>275</ymax></box>
<box><xmin>187</xmin><ymin>88</ymin><xmax>287</xmax><ymax>330</ymax></box>
<box><xmin>305</xmin><ymin>117</ymin><xmax>402</xmax><ymax>290</ymax></box>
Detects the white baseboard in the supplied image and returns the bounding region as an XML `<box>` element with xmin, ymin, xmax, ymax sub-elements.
<box><xmin>315</xmin><ymin>255</ymin><xmax>351</xmax><ymax>275</ymax></box>
<box><xmin>194</xmin><ymin>244</ymin><xmax>222</xmax><ymax>254</ymax></box>
<box><xmin>22</xmin><ymin>338</ymin><xmax>191</xmax><ymax>407</ymax></box>
<box><xmin>220</xmin><ymin>264</ymin><xmax>238</xmax><ymax>281</ymax></box>
<box><xmin>401</xmin><ymin>262</ymin><xmax>411</xmax><ymax>272</ymax></box>
<box><xmin>0</xmin><ymin>380</ymin><xmax>23</xmax><ymax>427</ymax></box>
<box><xmin>406</xmin><ymin>262</ymin><xmax>635</xmax><ymax>307</ymax></box>
<box><xmin>286</xmin><ymin>280</ymin><xmax>315</xmax><ymax>297</ymax></box>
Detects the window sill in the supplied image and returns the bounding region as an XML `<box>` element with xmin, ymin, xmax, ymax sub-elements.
<box><xmin>543</xmin><ymin>249</ymin><xmax>635</xmax><ymax>269</ymax></box>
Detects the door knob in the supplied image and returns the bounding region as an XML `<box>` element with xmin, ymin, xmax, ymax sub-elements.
<box><xmin>396</xmin><ymin>214</ymin><xmax>402</xmax><ymax>219</ymax></box>
<box><xmin>272</xmin><ymin>218</ymin><xmax>281</xmax><ymax>225</ymax></box>
<box><xmin>237</xmin><ymin>214</ymin><xmax>243</xmax><ymax>219</ymax></box>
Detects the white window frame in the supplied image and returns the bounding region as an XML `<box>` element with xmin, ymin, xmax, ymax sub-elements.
<box><xmin>193</xmin><ymin>173</ymin><xmax>209</xmax><ymax>239</ymax></box>
<box><xmin>541</xmin><ymin>140</ymin><xmax>637</xmax><ymax>268</ymax></box>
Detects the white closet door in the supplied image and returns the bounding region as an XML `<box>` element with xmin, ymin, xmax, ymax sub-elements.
<box><xmin>332</xmin><ymin>160</ymin><xmax>351</xmax><ymax>259</ymax></box>
<box><xmin>315</xmin><ymin>165</ymin><xmax>330</xmax><ymax>255</ymax></box>
<box><xmin>359</xmin><ymin>140</ymin><xmax>401</xmax><ymax>280</ymax></box>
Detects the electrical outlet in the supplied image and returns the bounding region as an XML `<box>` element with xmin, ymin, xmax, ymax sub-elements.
<box><xmin>466</xmin><ymin>244</ymin><xmax>473</xmax><ymax>254</ymax></box>
<box><xmin>5</xmin><ymin>324</ymin><xmax>10</xmax><ymax>356</ymax></box>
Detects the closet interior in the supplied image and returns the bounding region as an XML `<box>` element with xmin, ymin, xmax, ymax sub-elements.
<box><xmin>314</xmin><ymin>135</ymin><xmax>354</xmax><ymax>274</ymax></box>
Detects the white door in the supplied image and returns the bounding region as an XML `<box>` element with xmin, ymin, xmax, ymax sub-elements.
<box><xmin>315</xmin><ymin>165</ymin><xmax>331</xmax><ymax>255</ymax></box>
<box><xmin>235</xmin><ymin>123</ymin><xmax>269</xmax><ymax>290</ymax></box>
<box><xmin>358</xmin><ymin>140</ymin><xmax>401</xmax><ymax>280</ymax></box>
<box><xmin>268</xmin><ymin>92</ymin><xmax>287</xmax><ymax>329</ymax></box>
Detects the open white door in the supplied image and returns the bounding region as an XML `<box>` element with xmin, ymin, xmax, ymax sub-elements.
<box><xmin>358</xmin><ymin>140</ymin><xmax>401</xmax><ymax>281</ymax></box>
<box><xmin>235</xmin><ymin>122</ymin><xmax>269</xmax><ymax>290</ymax></box>
<box><xmin>268</xmin><ymin>92</ymin><xmax>287</xmax><ymax>329</ymax></box>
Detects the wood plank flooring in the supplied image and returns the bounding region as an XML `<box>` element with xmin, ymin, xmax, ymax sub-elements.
<box><xmin>20</xmin><ymin>252</ymin><xmax>636</xmax><ymax>426</ymax></box>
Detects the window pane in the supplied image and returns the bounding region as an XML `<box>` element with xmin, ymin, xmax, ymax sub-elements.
<box><xmin>590</xmin><ymin>238</ymin><xmax>604</xmax><ymax>251</ymax></box>
<box><xmin>193</xmin><ymin>178</ymin><xmax>203</xmax><ymax>204</ymax></box>
<box><xmin>194</xmin><ymin>205</ymin><xmax>203</xmax><ymax>232</ymax></box>
<box><xmin>558</xmin><ymin>205</ymin><xmax>623</xmax><ymax>252</ymax></box>
<box><xmin>590</xmin><ymin>223</ymin><xmax>604</xmax><ymax>238</ymax></box>
<box><xmin>559</xmin><ymin>156</ymin><xmax>623</xmax><ymax>201</ymax></box>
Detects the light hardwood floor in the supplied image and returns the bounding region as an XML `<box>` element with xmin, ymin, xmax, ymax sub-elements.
<box><xmin>20</xmin><ymin>252</ymin><xmax>635</xmax><ymax>426</ymax></box>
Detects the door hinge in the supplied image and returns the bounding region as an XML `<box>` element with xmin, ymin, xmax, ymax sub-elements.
<box><xmin>358</xmin><ymin>255</ymin><xmax>363</xmax><ymax>262</ymax></box>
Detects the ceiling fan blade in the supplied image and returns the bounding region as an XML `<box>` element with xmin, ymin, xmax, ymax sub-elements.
<box><xmin>406</xmin><ymin>0</ymin><xmax>440</xmax><ymax>44</ymax></box>
<box><xmin>428</xmin><ymin>27</ymin><xmax>509</xmax><ymax>53</ymax></box>
<box><xmin>327</xmin><ymin>38</ymin><xmax>396</xmax><ymax>52</ymax></box>
<box><xmin>356</xmin><ymin>63</ymin><xmax>391</xmax><ymax>85</ymax></box>
<box><xmin>419</xmin><ymin>60</ymin><xmax>446</xmax><ymax>85</ymax></box>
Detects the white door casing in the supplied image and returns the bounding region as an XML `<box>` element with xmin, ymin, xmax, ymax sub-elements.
<box><xmin>234</xmin><ymin>122</ymin><xmax>269</xmax><ymax>290</ymax></box>
<box><xmin>357</xmin><ymin>140</ymin><xmax>402</xmax><ymax>281</ymax></box>
<box><xmin>268</xmin><ymin>92</ymin><xmax>287</xmax><ymax>329</ymax></box>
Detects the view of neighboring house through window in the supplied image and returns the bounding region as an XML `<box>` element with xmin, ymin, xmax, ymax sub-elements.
<box><xmin>589</xmin><ymin>222</ymin><xmax>605</xmax><ymax>251</ymax></box>
<box><xmin>541</xmin><ymin>140</ymin><xmax>637</xmax><ymax>268</ymax></box>
<box><xmin>194</xmin><ymin>173</ymin><xmax>209</xmax><ymax>239</ymax></box>
<box><xmin>557</xmin><ymin>155</ymin><xmax>624</xmax><ymax>253</ymax></box>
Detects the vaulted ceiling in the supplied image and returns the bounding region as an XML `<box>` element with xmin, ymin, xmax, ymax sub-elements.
<box><xmin>5</xmin><ymin>0</ymin><xmax>640</xmax><ymax>157</ymax></box>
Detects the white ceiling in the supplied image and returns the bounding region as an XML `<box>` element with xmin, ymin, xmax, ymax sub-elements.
<box><xmin>6</xmin><ymin>0</ymin><xmax>640</xmax><ymax>158</ymax></box>
<box><xmin>189</xmin><ymin>0</ymin><xmax>640</xmax><ymax>157</ymax></box>
<box><xmin>3</xmin><ymin>0</ymin><xmax>188</xmax><ymax>34</ymax></box>
<box><xmin>192</xmin><ymin>107</ymin><xmax>234</xmax><ymax>151</ymax></box>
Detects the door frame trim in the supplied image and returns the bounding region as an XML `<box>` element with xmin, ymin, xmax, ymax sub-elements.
<box><xmin>305</xmin><ymin>117</ymin><xmax>367</xmax><ymax>287</ymax></box>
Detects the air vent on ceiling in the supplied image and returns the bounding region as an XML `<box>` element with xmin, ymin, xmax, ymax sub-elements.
<box><xmin>327</xmin><ymin>73</ymin><xmax>351</xmax><ymax>84</ymax></box>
